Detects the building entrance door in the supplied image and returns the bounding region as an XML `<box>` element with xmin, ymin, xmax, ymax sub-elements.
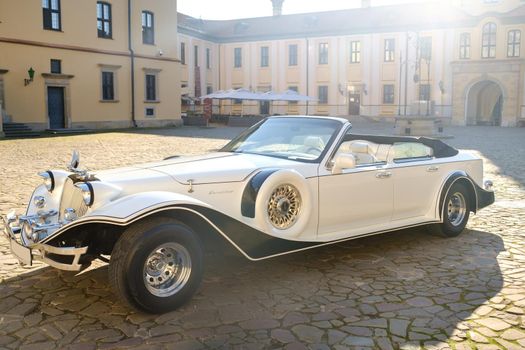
<box><xmin>48</xmin><ymin>86</ymin><xmax>65</xmax><ymax>129</ymax></box>
<box><xmin>260</xmin><ymin>100</ymin><xmax>270</xmax><ymax>115</ymax></box>
<box><xmin>348</xmin><ymin>92</ymin><xmax>360</xmax><ymax>115</ymax></box>
<box><xmin>465</xmin><ymin>80</ymin><xmax>503</xmax><ymax>126</ymax></box>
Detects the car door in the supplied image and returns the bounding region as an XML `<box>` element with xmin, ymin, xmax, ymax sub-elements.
<box><xmin>317</xmin><ymin>152</ymin><xmax>393</xmax><ymax>238</ymax></box>
<box><xmin>388</xmin><ymin>142</ymin><xmax>444</xmax><ymax>221</ymax></box>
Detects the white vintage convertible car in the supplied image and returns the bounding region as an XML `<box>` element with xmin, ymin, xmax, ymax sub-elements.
<box><xmin>2</xmin><ymin>116</ymin><xmax>494</xmax><ymax>313</ymax></box>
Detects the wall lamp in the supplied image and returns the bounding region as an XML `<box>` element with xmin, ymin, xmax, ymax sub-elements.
<box><xmin>24</xmin><ymin>67</ymin><xmax>35</xmax><ymax>86</ymax></box>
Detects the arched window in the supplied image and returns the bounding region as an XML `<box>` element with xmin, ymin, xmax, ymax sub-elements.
<box><xmin>482</xmin><ymin>22</ymin><xmax>497</xmax><ymax>58</ymax></box>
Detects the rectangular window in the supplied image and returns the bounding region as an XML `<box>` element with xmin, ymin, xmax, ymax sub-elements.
<box><xmin>318</xmin><ymin>86</ymin><xmax>328</xmax><ymax>104</ymax></box>
<box><xmin>206</xmin><ymin>86</ymin><xmax>213</xmax><ymax>95</ymax></box>
<box><xmin>206</xmin><ymin>48</ymin><xmax>211</xmax><ymax>69</ymax></box>
<box><xmin>319</xmin><ymin>43</ymin><xmax>328</xmax><ymax>64</ymax></box>
<box><xmin>42</xmin><ymin>0</ymin><xmax>61</xmax><ymax>31</ymax></box>
<box><xmin>482</xmin><ymin>22</ymin><xmax>497</xmax><ymax>58</ymax></box>
<box><xmin>142</xmin><ymin>11</ymin><xmax>154</xmax><ymax>45</ymax></box>
<box><xmin>50</xmin><ymin>59</ymin><xmax>61</xmax><ymax>74</ymax></box>
<box><xmin>420</xmin><ymin>37</ymin><xmax>432</xmax><ymax>60</ymax></box>
<box><xmin>419</xmin><ymin>84</ymin><xmax>431</xmax><ymax>101</ymax></box>
<box><xmin>383</xmin><ymin>84</ymin><xmax>394</xmax><ymax>104</ymax></box>
<box><xmin>350</xmin><ymin>41</ymin><xmax>361</xmax><ymax>63</ymax></box>
<box><xmin>101</xmin><ymin>71</ymin><xmax>114</xmax><ymax>101</ymax></box>
<box><xmin>234</xmin><ymin>47</ymin><xmax>242</xmax><ymax>68</ymax></box>
<box><xmin>459</xmin><ymin>33</ymin><xmax>471</xmax><ymax>59</ymax></box>
<box><xmin>384</xmin><ymin>39</ymin><xmax>395</xmax><ymax>62</ymax></box>
<box><xmin>508</xmin><ymin>30</ymin><xmax>521</xmax><ymax>57</ymax></box>
<box><xmin>261</xmin><ymin>46</ymin><xmax>269</xmax><ymax>67</ymax></box>
<box><xmin>145</xmin><ymin>107</ymin><xmax>155</xmax><ymax>117</ymax></box>
<box><xmin>289</xmin><ymin>44</ymin><xmax>298</xmax><ymax>66</ymax></box>
<box><xmin>145</xmin><ymin>74</ymin><xmax>156</xmax><ymax>101</ymax></box>
<box><xmin>180</xmin><ymin>42</ymin><xmax>186</xmax><ymax>65</ymax></box>
<box><xmin>288</xmin><ymin>86</ymin><xmax>298</xmax><ymax>105</ymax></box>
<box><xmin>97</xmin><ymin>2</ymin><xmax>112</xmax><ymax>38</ymax></box>
<box><xmin>194</xmin><ymin>45</ymin><xmax>199</xmax><ymax>67</ymax></box>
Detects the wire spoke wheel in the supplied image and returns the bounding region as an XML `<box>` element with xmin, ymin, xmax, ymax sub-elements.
<box><xmin>143</xmin><ymin>242</ymin><xmax>192</xmax><ymax>298</ymax></box>
<box><xmin>267</xmin><ymin>184</ymin><xmax>301</xmax><ymax>229</ymax></box>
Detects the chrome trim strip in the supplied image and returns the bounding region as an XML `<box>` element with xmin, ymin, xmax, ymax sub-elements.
<box><xmin>37</xmin><ymin>204</ymin><xmax>439</xmax><ymax>262</ymax></box>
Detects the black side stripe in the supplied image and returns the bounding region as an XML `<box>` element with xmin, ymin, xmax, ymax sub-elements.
<box><xmin>183</xmin><ymin>204</ymin><xmax>318</xmax><ymax>259</ymax></box>
<box><xmin>240</xmin><ymin>169</ymin><xmax>279</xmax><ymax>218</ymax></box>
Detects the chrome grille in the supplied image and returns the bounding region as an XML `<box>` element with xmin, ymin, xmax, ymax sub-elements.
<box><xmin>59</xmin><ymin>178</ymin><xmax>88</xmax><ymax>221</ymax></box>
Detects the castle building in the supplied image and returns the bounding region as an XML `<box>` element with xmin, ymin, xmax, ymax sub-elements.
<box><xmin>1</xmin><ymin>0</ymin><xmax>523</xmax><ymax>132</ymax></box>
<box><xmin>179</xmin><ymin>0</ymin><xmax>525</xmax><ymax>126</ymax></box>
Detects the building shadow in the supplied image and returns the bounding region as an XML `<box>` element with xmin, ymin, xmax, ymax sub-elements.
<box><xmin>0</xmin><ymin>226</ymin><xmax>504</xmax><ymax>348</ymax></box>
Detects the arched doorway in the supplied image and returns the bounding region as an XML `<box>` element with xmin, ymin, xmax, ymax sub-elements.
<box><xmin>465</xmin><ymin>80</ymin><xmax>503</xmax><ymax>126</ymax></box>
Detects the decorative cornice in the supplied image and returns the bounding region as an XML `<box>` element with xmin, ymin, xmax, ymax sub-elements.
<box><xmin>0</xmin><ymin>37</ymin><xmax>180</xmax><ymax>63</ymax></box>
<box><xmin>41</xmin><ymin>73</ymin><xmax>75</xmax><ymax>79</ymax></box>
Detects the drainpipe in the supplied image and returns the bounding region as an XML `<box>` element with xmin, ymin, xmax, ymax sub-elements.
<box><xmin>305</xmin><ymin>37</ymin><xmax>309</xmax><ymax>115</ymax></box>
<box><xmin>128</xmin><ymin>0</ymin><xmax>137</xmax><ymax>127</ymax></box>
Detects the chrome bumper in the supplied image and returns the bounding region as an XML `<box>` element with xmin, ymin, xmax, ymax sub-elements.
<box><xmin>1</xmin><ymin>215</ymin><xmax>88</xmax><ymax>271</ymax></box>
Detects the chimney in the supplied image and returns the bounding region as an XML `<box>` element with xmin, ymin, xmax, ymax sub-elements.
<box><xmin>271</xmin><ymin>0</ymin><xmax>284</xmax><ymax>16</ymax></box>
<box><xmin>361</xmin><ymin>0</ymin><xmax>371</xmax><ymax>8</ymax></box>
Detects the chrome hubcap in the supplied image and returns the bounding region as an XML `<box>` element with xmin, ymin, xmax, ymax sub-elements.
<box><xmin>143</xmin><ymin>243</ymin><xmax>192</xmax><ymax>297</ymax></box>
<box><xmin>447</xmin><ymin>192</ymin><xmax>467</xmax><ymax>227</ymax></box>
<box><xmin>268</xmin><ymin>184</ymin><xmax>301</xmax><ymax>229</ymax></box>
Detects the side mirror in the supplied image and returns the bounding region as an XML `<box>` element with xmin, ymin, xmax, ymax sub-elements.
<box><xmin>332</xmin><ymin>153</ymin><xmax>356</xmax><ymax>174</ymax></box>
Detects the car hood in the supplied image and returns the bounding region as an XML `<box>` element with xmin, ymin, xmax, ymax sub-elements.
<box><xmin>95</xmin><ymin>152</ymin><xmax>303</xmax><ymax>185</ymax></box>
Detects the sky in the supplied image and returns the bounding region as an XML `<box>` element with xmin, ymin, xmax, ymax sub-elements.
<box><xmin>178</xmin><ymin>0</ymin><xmax>435</xmax><ymax>20</ymax></box>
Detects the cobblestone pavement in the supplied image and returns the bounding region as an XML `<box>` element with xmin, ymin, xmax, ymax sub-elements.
<box><xmin>0</xmin><ymin>121</ymin><xmax>524</xmax><ymax>350</ymax></box>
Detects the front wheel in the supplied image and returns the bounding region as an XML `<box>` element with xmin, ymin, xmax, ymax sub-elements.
<box><xmin>433</xmin><ymin>183</ymin><xmax>471</xmax><ymax>237</ymax></box>
<box><xmin>109</xmin><ymin>217</ymin><xmax>203</xmax><ymax>313</ymax></box>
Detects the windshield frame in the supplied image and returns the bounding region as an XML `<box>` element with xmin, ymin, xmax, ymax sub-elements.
<box><xmin>220</xmin><ymin>117</ymin><xmax>345</xmax><ymax>163</ymax></box>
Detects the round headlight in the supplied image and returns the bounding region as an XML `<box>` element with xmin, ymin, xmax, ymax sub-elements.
<box><xmin>38</xmin><ymin>171</ymin><xmax>55</xmax><ymax>192</ymax></box>
<box><xmin>75</xmin><ymin>182</ymin><xmax>94</xmax><ymax>206</ymax></box>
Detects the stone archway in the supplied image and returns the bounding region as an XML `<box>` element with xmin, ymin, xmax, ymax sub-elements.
<box><xmin>465</xmin><ymin>80</ymin><xmax>504</xmax><ymax>126</ymax></box>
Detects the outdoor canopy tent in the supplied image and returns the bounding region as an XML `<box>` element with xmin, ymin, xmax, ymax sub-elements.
<box><xmin>200</xmin><ymin>88</ymin><xmax>315</xmax><ymax>102</ymax></box>
<box><xmin>199</xmin><ymin>88</ymin><xmax>316</xmax><ymax>116</ymax></box>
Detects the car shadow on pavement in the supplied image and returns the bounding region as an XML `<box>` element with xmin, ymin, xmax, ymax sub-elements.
<box><xmin>0</xmin><ymin>227</ymin><xmax>505</xmax><ymax>349</ymax></box>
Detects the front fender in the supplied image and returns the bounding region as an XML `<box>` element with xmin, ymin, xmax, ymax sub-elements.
<box><xmin>40</xmin><ymin>191</ymin><xmax>210</xmax><ymax>244</ymax></box>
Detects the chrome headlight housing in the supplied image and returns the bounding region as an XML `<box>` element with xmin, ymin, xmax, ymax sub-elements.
<box><xmin>38</xmin><ymin>171</ymin><xmax>55</xmax><ymax>192</ymax></box>
<box><xmin>75</xmin><ymin>182</ymin><xmax>94</xmax><ymax>206</ymax></box>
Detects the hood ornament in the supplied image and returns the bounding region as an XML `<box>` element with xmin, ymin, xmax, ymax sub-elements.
<box><xmin>68</xmin><ymin>150</ymin><xmax>80</xmax><ymax>172</ymax></box>
<box><xmin>67</xmin><ymin>150</ymin><xmax>96</xmax><ymax>181</ymax></box>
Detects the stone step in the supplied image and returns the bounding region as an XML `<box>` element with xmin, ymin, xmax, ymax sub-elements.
<box><xmin>2</xmin><ymin>123</ymin><xmax>40</xmax><ymax>138</ymax></box>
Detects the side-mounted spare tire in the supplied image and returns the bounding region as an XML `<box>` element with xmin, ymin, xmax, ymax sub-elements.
<box><xmin>254</xmin><ymin>169</ymin><xmax>312</xmax><ymax>237</ymax></box>
<box><xmin>109</xmin><ymin>217</ymin><xmax>203</xmax><ymax>313</ymax></box>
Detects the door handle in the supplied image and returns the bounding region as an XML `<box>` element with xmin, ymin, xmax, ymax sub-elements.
<box><xmin>427</xmin><ymin>166</ymin><xmax>439</xmax><ymax>172</ymax></box>
<box><xmin>376</xmin><ymin>171</ymin><xmax>392</xmax><ymax>179</ymax></box>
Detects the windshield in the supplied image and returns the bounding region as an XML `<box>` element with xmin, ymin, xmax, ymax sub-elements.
<box><xmin>220</xmin><ymin>117</ymin><xmax>343</xmax><ymax>162</ymax></box>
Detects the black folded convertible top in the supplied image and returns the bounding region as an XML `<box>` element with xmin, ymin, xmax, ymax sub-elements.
<box><xmin>344</xmin><ymin>134</ymin><xmax>459</xmax><ymax>158</ymax></box>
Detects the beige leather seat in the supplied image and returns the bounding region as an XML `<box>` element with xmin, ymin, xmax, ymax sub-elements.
<box><xmin>351</xmin><ymin>141</ymin><xmax>376</xmax><ymax>164</ymax></box>
<box><xmin>303</xmin><ymin>136</ymin><xmax>325</xmax><ymax>150</ymax></box>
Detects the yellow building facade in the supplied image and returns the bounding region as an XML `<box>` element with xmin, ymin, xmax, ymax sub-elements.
<box><xmin>0</xmin><ymin>0</ymin><xmax>181</xmax><ymax>132</ymax></box>
<box><xmin>179</xmin><ymin>0</ymin><xmax>525</xmax><ymax>126</ymax></box>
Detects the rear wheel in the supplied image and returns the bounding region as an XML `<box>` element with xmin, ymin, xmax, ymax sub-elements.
<box><xmin>109</xmin><ymin>217</ymin><xmax>203</xmax><ymax>313</ymax></box>
<box><xmin>434</xmin><ymin>183</ymin><xmax>471</xmax><ymax>237</ymax></box>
